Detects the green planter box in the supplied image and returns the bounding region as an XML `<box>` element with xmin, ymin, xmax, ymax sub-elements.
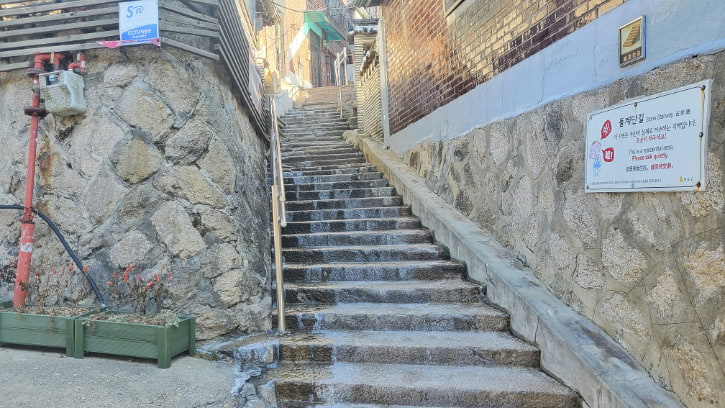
<box><xmin>74</xmin><ymin>311</ymin><xmax>196</xmax><ymax>369</ymax></box>
<box><xmin>0</xmin><ymin>300</ymin><xmax>94</xmax><ymax>356</ymax></box>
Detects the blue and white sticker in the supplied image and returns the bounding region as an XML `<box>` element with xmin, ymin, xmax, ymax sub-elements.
<box><xmin>119</xmin><ymin>0</ymin><xmax>159</xmax><ymax>44</ymax></box>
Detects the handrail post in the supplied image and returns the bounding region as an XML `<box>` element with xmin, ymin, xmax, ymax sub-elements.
<box><xmin>338</xmin><ymin>50</ymin><xmax>344</xmax><ymax>118</ymax></box>
<box><xmin>272</xmin><ymin>185</ymin><xmax>286</xmax><ymax>333</ymax></box>
<box><xmin>270</xmin><ymin>97</ymin><xmax>287</xmax><ymax>333</ymax></box>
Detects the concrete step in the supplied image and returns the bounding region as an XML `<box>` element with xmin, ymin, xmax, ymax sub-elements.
<box><xmin>283</xmin><ymin>152</ymin><xmax>363</xmax><ymax>163</ymax></box>
<box><xmin>281</xmin><ymin>260</ymin><xmax>465</xmax><ymax>282</ymax></box>
<box><xmin>281</xmin><ymin>147</ymin><xmax>360</xmax><ymax>156</ymax></box>
<box><xmin>282</xmin><ymin>124</ymin><xmax>350</xmax><ymax>131</ymax></box>
<box><xmin>285</xmin><ymin>180</ymin><xmax>388</xmax><ymax>192</ymax></box>
<box><xmin>282</xmin><ymin>243</ymin><xmax>449</xmax><ymax>263</ymax></box>
<box><xmin>281</xmin><ymin>280</ymin><xmax>482</xmax><ymax>305</ymax></box>
<box><xmin>281</xmin><ymin>145</ymin><xmax>353</xmax><ymax>154</ymax></box>
<box><xmin>282</xmin><ymin>113</ymin><xmax>342</xmax><ymax>121</ymax></box>
<box><xmin>283</xmin><ymin>166</ymin><xmax>378</xmax><ymax>177</ymax></box>
<box><xmin>283</xmin><ymin>217</ymin><xmax>421</xmax><ymax>234</ymax></box>
<box><xmin>282</xmin><ymin>120</ymin><xmax>350</xmax><ymax>128</ymax></box>
<box><xmin>283</xmin><ymin>135</ymin><xmax>348</xmax><ymax>143</ymax></box>
<box><xmin>267</xmin><ymin>362</ymin><xmax>578</xmax><ymax>407</ymax></box>
<box><xmin>280</xmin><ymin>163</ymin><xmax>368</xmax><ymax>173</ymax></box>
<box><xmin>282</xmin><ymin>139</ymin><xmax>348</xmax><ymax>146</ymax></box>
<box><xmin>284</xmin><ymin>157</ymin><xmax>369</xmax><ymax>170</ymax></box>
<box><xmin>285</xmin><ymin>196</ymin><xmax>403</xmax><ymax>211</ymax></box>
<box><xmin>283</xmin><ymin>131</ymin><xmax>349</xmax><ymax>139</ymax></box>
<box><xmin>299</xmin><ymin>405</ymin><xmax>459</xmax><ymax>408</ymax></box>
<box><xmin>278</xmin><ymin>302</ymin><xmax>509</xmax><ymax>332</ymax></box>
<box><xmin>285</xmin><ymin>187</ymin><xmax>396</xmax><ymax>202</ymax></box>
<box><xmin>285</xmin><ymin>206</ymin><xmax>411</xmax><ymax>222</ymax></box>
<box><xmin>282</xmin><ymin>229</ymin><xmax>431</xmax><ymax>248</ymax></box>
<box><xmin>278</xmin><ymin>330</ymin><xmax>540</xmax><ymax>367</ymax></box>
<box><xmin>284</xmin><ymin>172</ymin><xmax>384</xmax><ymax>185</ymax></box>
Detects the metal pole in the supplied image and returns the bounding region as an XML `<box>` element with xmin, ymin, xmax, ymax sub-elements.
<box><xmin>276</xmin><ymin>137</ymin><xmax>287</xmax><ymax>227</ymax></box>
<box><xmin>272</xmin><ymin>185</ymin><xmax>286</xmax><ymax>333</ymax></box>
<box><xmin>13</xmin><ymin>54</ymin><xmax>56</xmax><ymax>307</ymax></box>
<box><xmin>338</xmin><ymin>53</ymin><xmax>344</xmax><ymax>118</ymax></box>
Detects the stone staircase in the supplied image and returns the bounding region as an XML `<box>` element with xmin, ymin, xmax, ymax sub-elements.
<box><xmin>268</xmin><ymin>105</ymin><xmax>580</xmax><ymax>407</ymax></box>
<box><xmin>297</xmin><ymin>85</ymin><xmax>353</xmax><ymax>110</ymax></box>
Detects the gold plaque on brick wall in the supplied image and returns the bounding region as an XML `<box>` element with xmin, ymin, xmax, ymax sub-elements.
<box><xmin>620</xmin><ymin>16</ymin><xmax>646</xmax><ymax>67</ymax></box>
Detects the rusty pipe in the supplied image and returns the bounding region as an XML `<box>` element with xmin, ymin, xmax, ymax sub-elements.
<box><xmin>12</xmin><ymin>53</ymin><xmax>60</xmax><ymax>307</ymax></box>
<box><xmin>68</xmin><ymin>53</ymin><xmax>86</xmax><ymax>73</ymax></box>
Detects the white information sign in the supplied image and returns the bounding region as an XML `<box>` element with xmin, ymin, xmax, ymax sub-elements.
<box><xmin>119</xmin><ymin>0</ymin><xmax>159</xmax><ymax>44</ymax></box>
<box><xmin>585</xmin><ymin>80</ymin><xmax>711</xmax><ymax>193</ymax></box>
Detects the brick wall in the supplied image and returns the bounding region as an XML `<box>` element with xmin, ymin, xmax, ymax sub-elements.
<box><xmin>382</xmin><ymin>0</ymin><xmax>628</xmax><ymax>133</ymax></box>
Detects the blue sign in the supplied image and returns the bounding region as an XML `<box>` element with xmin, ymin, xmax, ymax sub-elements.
<box><xmin>119</xmin><ymin>0</ymin><xmax>159</xmax><ymax>44</ymax></box>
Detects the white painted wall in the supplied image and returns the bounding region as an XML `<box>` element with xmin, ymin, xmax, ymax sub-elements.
<box><xmin>388</xmin><ymin>0</ymin><xmax>725</xmax><ymax>155</ymax></box>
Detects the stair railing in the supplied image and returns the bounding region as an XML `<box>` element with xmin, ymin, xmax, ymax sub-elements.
<box><xmin>270</xmin><ymin>98</ymin><xmax>287</xmax><ymax>333</ymax></box>
<box><xmin>335</xmin><ymin>47</ymin><xmax>348</xmax><ymax>118</ymax></box>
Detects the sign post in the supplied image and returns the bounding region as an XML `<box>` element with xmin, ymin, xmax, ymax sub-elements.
<box><xmin>585</xmin><ymin>81</ymin><xmax>711</xmax><ymax>193</ymax></box>
<box><xmin>118</xmin><ymin>0</ymin><xmax>160</xmax><ymax>46</ymax></box>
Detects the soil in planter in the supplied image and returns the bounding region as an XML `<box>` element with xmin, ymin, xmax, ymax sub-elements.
<box><xmin>0</xmin><ymin>305</ymin><xmax>93</xmax><ymax>317</ymax></box>
<box><xmin>85</xmin><ymin>310</ymin><xmax>183</xmax><ymax>326</ymax></box>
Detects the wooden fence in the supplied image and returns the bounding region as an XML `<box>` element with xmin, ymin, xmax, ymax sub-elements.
<box><xmin>0</xmin><ymin>0</ymin><xmax>267</xmax><ymax>135</ymax></box>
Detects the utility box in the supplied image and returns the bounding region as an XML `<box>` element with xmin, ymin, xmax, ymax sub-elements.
<box><xmin>39</xmin><ymin>70</ymin><xmax>86</xmax><ymax>116</ymax></box>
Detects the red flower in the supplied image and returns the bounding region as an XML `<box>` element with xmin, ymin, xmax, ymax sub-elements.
<box><xmin>122</xmin><ymin>271</ymin><xmax>129</xmax><ymax>283</ymax></box>
<box><xmin>145</xmin><ymin>281</ymin><xmax>155</xmax><ymax>289</ymax></box>
<box><xmin>107</xmin><ymin>281</ymin><xmax>113</xmax><ymax>287</ymax></box>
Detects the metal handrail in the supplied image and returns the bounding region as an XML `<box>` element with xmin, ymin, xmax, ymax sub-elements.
<box><xmin>335</xmin><ymin>47</ymin><xmax>348</xmax><ymax>118</ymax></box>
<box><xmin>270</xmin><ymin>98</ymin><xmax>287</xmax><ymax>333</ymax></box>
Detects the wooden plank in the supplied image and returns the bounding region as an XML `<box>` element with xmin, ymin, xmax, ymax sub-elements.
<box><xmin>159</xmin><ymin>24</ymin><xmax>218</xmax><ymax>38</ymax></box>
<box><xmin>0</xmin><ymin>29</ymin><xmax>118</xmax><ymax>50</ymax></box>
<box><xmin>0</xmin><ymin>0</ymin><xmax>54</xmax><ymax>7</ymax></box>
<box><xmin>0</xmin><ymin>6</ymin><xmax>117</xmax><ymax>28</ymax></box>
<box><xmin>179</xmin><ymin>0</ymin><xmax>206</xmax><ymax>15</ymax></box>
<box><xmin>161</xmin><ymin>36</ymin><xmax>218</xmax><ymax>60</ymax></box>
<box><xmin>0</xmin><ymin>17</ymin><xmax>118</xmax><ymax>39</ymax></box>
<box><xmin>217</xmin><ymin>0</ymin><xmax>265</xmax><ymax>129</ymax></box>
<box><xmin>159</xmin><ymin>12</ymin><xmax>218</xmax><ymax>31</ymax></box>
<box><xmin>159</xmin><ymin>3</ymin><xmax>216</xmax><ymax>24</ymax></box>
<box><xmin>0</xmin><ymin>0</ymin><xmax>121</xmax><ymax>17</ymax></box>
<box><xmin>185</xmin><ymin>0</ymin><xmax>218</xmax><ymax>7</ymax></box>
<box><xmin>0</xmin><ymin>41</ymin><xmax>105</xmax><ymax>58</ymax></box>
<box><xmin>218</xmin><ymin>0</ymin><xmax>249</xmax><ymax>73</ymax></box>
<box><xmin>0</xmin><ymin>60</ymin><xmax>30</xmax><ymax>72</ymax></box>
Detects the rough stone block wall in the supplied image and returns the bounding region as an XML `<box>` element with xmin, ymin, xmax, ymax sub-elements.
<box><xmin>360</xmin><ymin>61</ymin><xmax>384</xmax><ymax>141</ymax></box>
<box><xmin>0</xmin><ymin>47</ymin><xmax>271</xmax><ymax>340</ymax></box>
<box><xmin>400</xmin><ymin>52</ymin><xmax>725</xmax><ymax>408</ymax></box>
<box><xmin>382</xmin><ymin>0</ymin><xmax>627</xmax><ymax>133</ymax></box>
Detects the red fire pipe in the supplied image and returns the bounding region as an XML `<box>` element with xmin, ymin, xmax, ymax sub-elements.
<box><xmin>12</xmin><ymin>53</ymin><xmax>64</xmax><ymax>307</ymax></box>
<box><xmin>68</xmin><ymin>53</ymin><xmax>86</xmax><ymax>73</ymax></box>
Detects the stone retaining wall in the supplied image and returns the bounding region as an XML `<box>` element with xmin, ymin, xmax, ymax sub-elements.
<box><xmin>400</xmin><ymin>52</ymin><xmax>724</xmax><ymax>407</ymax></box>
<box><xmin>0</xmin><ymin>47</ymin><xmax>271</xmax><ymax>340</ymax></box>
